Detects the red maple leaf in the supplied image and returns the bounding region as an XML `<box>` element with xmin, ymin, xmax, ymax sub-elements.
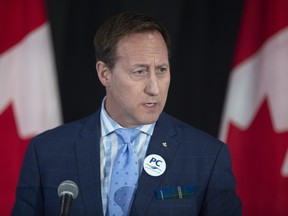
<box><xmin>0</xmin><ymin>104</ymin><xmax>31</xmax><ymax>216</ymax></box>
<box><xmin>227</xmin><ymin>99</ymin><xmax>288</xmax><ymax>216</ymax></box>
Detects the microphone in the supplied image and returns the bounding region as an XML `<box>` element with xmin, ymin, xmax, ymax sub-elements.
<box><xmin>58</xmin><ymin>180</ymin><xmax>79</xmax><ymax>216</ymax></box>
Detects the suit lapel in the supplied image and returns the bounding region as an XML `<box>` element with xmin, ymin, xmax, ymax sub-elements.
<box><xmin>74</xmin><ymin>111</ymin><xmax>104</xmax><ymax>216</ymax></box>
<box><xmin>131</xmin><ymin>113</ymin><xmax>180</xmax><ymax>215</ymax></box>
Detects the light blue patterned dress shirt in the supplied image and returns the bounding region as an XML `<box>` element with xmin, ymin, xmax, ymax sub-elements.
<box><xmin>99</xmin><ymin>98</ymin><xmax>155</xmax><ymax>215</ymax></box>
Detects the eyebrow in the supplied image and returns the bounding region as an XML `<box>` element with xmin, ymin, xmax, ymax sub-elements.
<box><xmin>132</xmin><ymin>64</ymin><xmax>149</xmax><ymax>68</ymax></box>
<box><xmin>132</xmin><ymin>63</ymin><xmax>169</xmax><ymax>68</ymax></box>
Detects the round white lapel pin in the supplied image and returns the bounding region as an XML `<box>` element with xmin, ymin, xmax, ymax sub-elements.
<box><xmin>143</xmin><ymin>154</ymin><xmax>166</xmax><ymax>177</ymax></box>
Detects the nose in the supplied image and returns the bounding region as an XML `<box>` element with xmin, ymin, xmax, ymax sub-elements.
<box><xmin>144</xmin><ymin>71</ymin><xmax>160</xmax><ymax>96</ymax></box>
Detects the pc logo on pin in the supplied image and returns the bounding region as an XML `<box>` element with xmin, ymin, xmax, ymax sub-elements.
<box><xmin>143</xmin><ymin>154</ymin><xmax>166</xmax><ymax>177</ymax></box>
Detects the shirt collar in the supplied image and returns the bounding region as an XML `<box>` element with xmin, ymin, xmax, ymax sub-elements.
<box><xmin>100</xmin><ymin>97</ymin><xmax>155</xmax><ymax>137</ymax></box>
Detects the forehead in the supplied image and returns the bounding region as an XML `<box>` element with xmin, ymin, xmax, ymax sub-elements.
<box><xmin>115</xmin><ymin>31</ymin><xmax>168</xmax><ymax>62</ymax></box>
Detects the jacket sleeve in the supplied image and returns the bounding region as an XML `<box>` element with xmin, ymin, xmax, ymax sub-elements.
<box><xmin>12</xmin><ymin>139</ymin><xmax>44</xmax><ymax>216</ymax></box>
<box><xmin>200</xmin><ymin>143</ymin><xmax>242</xmax><ymax>216</ymax></box>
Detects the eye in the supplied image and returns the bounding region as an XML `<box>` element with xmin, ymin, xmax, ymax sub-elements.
<box><xmin>134</xmin><ymin>69</ymin><xmax>145</xmax><ymax>75</ymax></box>
<box><xmin>131</xmin><ymin>67</ymin><xmax>148</xmax><ymax>76</ymax></box>
<box><xmin>157</xmin><ymin>66</ymin><xmax>168</xmax><ymax>74</ymax></box>
<box><xmin>129</xmin><ymin>67</ymin><xmax>149</xmax><ymax>80</ymax></box>
<box><xmin>160</xmin><ymin>67</ymin><xmax>167</xmax><ymax>73</ymax></box>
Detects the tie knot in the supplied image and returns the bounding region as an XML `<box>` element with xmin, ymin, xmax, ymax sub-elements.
<box><xmin>115</xmin><ymin>128</ymin><xmax>141</xmax><ymax>144</ymax></box>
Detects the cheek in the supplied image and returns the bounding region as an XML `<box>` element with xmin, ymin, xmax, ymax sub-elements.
<box><xmin>161</xmin><ymin>78</ymin><xmax>170</xmax><ymax>94</ymax></box>
<box><xmin>111</xmin><ymin>74</ymin><xmax>127</xmax><ymax>92</ymax></box>
<box><xmin>112</xmin><ymin>78</ymin><xmax>137</xmax><ymax>102</ymax></box>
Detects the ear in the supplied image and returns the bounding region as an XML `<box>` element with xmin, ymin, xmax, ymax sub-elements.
<box><xmin>96</xmin><ymin>61</ymin><xmax>111</xmax><ymax>87</ymax></box>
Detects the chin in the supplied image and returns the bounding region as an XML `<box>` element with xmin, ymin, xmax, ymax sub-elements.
<box><xmin>139</xmin><ymin>115</ymin><xmax>160</xmax><ymax>125</ymax></box>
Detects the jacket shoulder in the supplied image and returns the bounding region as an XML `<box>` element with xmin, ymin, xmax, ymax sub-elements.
<box><xmin>31</xmin><ymin>112</ymin><xmax>100</xmax><ymax>147</ymax></box>
<box><xmin>159</xmin><ymin>112</ymin><xmax>225</xmax><ymax>148</ymax></box>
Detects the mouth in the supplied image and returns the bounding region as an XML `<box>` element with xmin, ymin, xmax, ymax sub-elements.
<box><xmin>143</xmin><ymin>103</ymin><xmax>158</xmax><ymax>110</ymax></box>
<box><xmin>145</xmin><ymin>103</ymin><xmax>156</xmax><ymax>107</ymax></box>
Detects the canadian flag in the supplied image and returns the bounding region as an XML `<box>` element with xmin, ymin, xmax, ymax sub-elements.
<box><xmin>0</xmin><ymin>0</ymin><xmax>62</xmax><ymax>215</ymax></box>
<box><xmin>219</xmin><ymin>0</ymin><xmax>288</xmax><ymax>215</ymax></box>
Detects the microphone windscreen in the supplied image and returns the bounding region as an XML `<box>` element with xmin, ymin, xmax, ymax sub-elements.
<box><xmin>58</xmin><ymin>180</ymin><xmax>79</xmax><ymax>199</ymax></box>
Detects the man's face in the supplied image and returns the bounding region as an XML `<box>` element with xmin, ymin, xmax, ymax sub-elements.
<box><xmin>104</xmin><ymin>31</ymin><xmax>170</xmax><ymax>128</ymax></box>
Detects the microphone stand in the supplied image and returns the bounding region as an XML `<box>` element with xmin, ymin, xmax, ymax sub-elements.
<box><xmin>59</xmin><ymin>194</ymin><xmax>73</xmax><ymax>216</ymax></box>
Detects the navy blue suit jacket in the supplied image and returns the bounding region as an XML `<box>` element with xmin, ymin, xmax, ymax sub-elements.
<box><xmin>12</xmin><ymin>110</ymin><xmax>241</xmax><ymax>215</ymax></box>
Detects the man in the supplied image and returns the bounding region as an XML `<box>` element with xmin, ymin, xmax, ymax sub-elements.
<box><xmin>12</xmin><ymin>12</ymin><xmax>241</xmax><ymax>215</ymax></box>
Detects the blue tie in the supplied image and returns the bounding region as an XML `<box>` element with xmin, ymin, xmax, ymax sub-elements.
<box><xmin>108</xmin><ymin>128</ymin><xmax>141</xmax><ymax>216</ymax></box>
